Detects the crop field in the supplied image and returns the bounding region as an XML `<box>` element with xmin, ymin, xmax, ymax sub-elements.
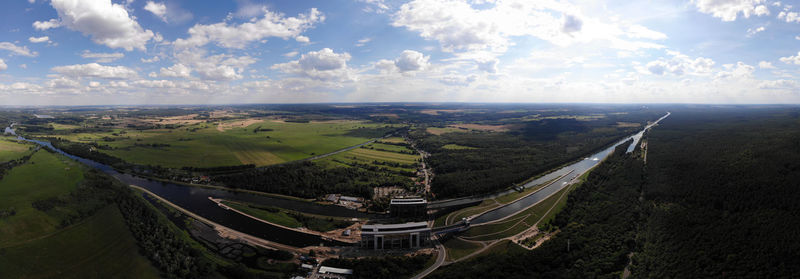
<box><xmin>0</xmin><ymin>137</ymin><xmax>33</xmax><ymax>163</ymax></box>
<box><xmin>0</xmin><ymin>206</ymin><xmax>160</xmax><ymax>279</ymax></box>
<box><xmin>31</xmin><ymin>118</ymin><xmax>400</xmax><ymax>168</ymax></box>
<box><xmin>318</xmin><ymin>139</ymin><xmax>419</xmax><ymax>174</ymax></box>
<box><xmin>0</xmin><ymin>150</ymin><xmax>84</xmax><ymax>246</ymax></box>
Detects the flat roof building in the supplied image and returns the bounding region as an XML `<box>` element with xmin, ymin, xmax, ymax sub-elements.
<box><xmin>360</xmin><ymin>221</ymin><xmax>431</xmax><ymax>250</ymax></box>
<box><xmin>390</xmin><ymin>198</ymin><xmax>427</xmax><ymax>219</ymax></box>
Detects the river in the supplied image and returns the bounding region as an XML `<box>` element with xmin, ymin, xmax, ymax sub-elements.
<box><xmin>6</xmin><ymin>126</ymin><xmax>348</xmax><ymax>247</ymax></box>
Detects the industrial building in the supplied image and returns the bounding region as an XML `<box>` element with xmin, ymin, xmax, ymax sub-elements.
<box><xmin>360</xmin><ymin>222</ymin><xmax>431</xmax><ymax>250</ymax></box>
<box><xmin>389</xmin><ymin>198</ymin><xmax>427</xmax><ymax>218</ymax></box>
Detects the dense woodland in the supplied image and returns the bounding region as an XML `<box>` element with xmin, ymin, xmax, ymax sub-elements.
<box><xmin>414</xmin><ymin>109</ymin><xmax>664</xmax><ymax>199</ymax></box>
<box><xmin>431</xmin><ymin>141</ymin><xmax>645</xmax><ymax>278</ymax></box>
<box><xmin>631</xmin><ymin>108</ymin><xmax>800</xmax><ymax>278</ymax></box>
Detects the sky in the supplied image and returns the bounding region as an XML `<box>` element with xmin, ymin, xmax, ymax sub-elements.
<box><xmin>0</xmin><ymin>0</ymin><xmax>799</xmax><ymax>105</ymax></box>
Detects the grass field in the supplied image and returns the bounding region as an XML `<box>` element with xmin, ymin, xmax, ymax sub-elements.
<box><xmin>317</xmin><ymin>138</ymin><xmax>419</xmax><ymax>176</ymax></box>
<box><xmin>0</xmin><ymin>150</ymin><xmax>84</xmax><ymax>246</ymax></box>
<box><xmin>222</xmin><ymin>201</ymin><xmax>303</xmax><ymax>228</ymax></box>
<box><xmin>443</xmin><ymin>237</ymin><xmax>483</xmax><ymax>261</ymax></box>
<box><xmin>0</xmin><ymin>205</ymin><xmax>160</xmax><ymax>279</ymax></box>
<box><xmin>34</xmin><ymin>119</ymin><xmax>399</xmax><ymax>168</ymax></box>
<box><xmin>0</xmin><ymin>137</ymin><xmax>33</xmax><ymax>163</ymax></box>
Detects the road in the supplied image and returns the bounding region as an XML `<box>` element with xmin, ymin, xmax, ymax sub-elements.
<box><xmin>411</xmin><ymin>241</ymin><xmax>445</xmax><ymax>279</ymax></box>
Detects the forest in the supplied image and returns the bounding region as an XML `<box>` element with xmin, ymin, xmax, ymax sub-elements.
<box><xmin>631</xmin><ymin>108</ymin><xmax>800</xmax><ymax>277</ymax></box>
<box><xmin>430</xmin><ymin>140</ymin><xmax>645</xmax><ymax>278</ymax></box>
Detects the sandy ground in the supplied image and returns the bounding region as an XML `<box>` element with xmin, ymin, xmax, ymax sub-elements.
<box><xmin>217</xmin><ymin>118</ymin><xmax>264</xmax><ymax>132</ymax></box>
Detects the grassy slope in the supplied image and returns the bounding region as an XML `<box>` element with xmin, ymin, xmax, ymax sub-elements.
<box><xmin>0</xmin><ymin>150</ymin><xmax>84</xmax><ymax>245</ymax></box>
<box><xmin>0</xmin><ymin>205</ymin><xmax>160</xmax><ymax>279</ymax></box>
<box><xmin>443</xmin><ymin>237</ymin><xmax>483</xmax><ymax>261</ymax></box>
<box><xmin>0</xmin><ymin>137</ymin><xmax>33</xmax><ymax>163</ymax></box>
<box><xmin>222</xmin><ymin>201</ymin><xmax>303</xmax><ymax>228</ymax></box>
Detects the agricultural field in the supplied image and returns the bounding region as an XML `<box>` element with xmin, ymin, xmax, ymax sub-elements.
<box><xmin>0</xmin><ymin>150</ymin><xmax>84</xmax><ymax>246</ymax></box>
<box><xmin>0</xmin><ymin>137</ymin><xmax>34</xmax><ymax>163</ymax></box>
<box><xmin>0</xmin><ymin>206</ymin><xmax>160</xmax><ymax>279</ymax></box>
<box><xmin>24</xmin><ymin>117</ymin><xmax>400</xmax><ymax>168</ymax></box>
<box><xmin>316</xmin><ymin>137</ymin><xmax>420</xmax><ymax>191</ymax></box>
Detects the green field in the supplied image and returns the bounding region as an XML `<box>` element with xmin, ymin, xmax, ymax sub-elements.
<box><xmin>0</xmin><ymin>137</ymin><xmax>33</xmax><ymax>163</ymax></box>
<box><xmin>0</xmin><ymin>150</ymin><xmax>84</xmax><ymax>246</ymax></box>
<box><xmin>0</xmin><ymin>205</ymin><xmax>160</xmax><ymax>279</ymax></box>
<box><xmin>318</xmin><ymin>138</ymin><xmax>419</xmax><ymax>175</ymax></box>
<box><xmin>34</xmin><ymin>119</ymin><xmax>399</xmax><ymax>168</ymax></box>
<box><xmin>443</xmin><ymin>237</ymin><xmax>483</xmax><ymax>261</ymax></box>
<box><xmin>222</xmin><ymin>200</ymin><xmax>352</xmax><ymax>232</ymax></box>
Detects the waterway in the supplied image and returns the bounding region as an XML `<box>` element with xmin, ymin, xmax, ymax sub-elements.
<box><xmin>6</xmin><ymin>125</ymin><xmax>349</xmax><ymax>247</ymax></box>
<box><xmin>470</xmin><ymin>112</ymin><xmax>670</xmax><ymax>224</ymax></box>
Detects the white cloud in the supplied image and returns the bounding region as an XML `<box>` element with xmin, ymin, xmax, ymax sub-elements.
<box><xmin>174</xmin><ymin>50</ymin><xmax>256</xmax><ymax>81</ymax></box>
<box><xmin>144</xmin><ymin>1</ymin><xmax>167</xmax><ymax>22</ymax></box>
<box><xmin>160</xmin><ymin>63</ymin><xmax>192</xmax><ymax>78</ymax></box>
<box><xmin>758</xmin><ymin>61</ymin><xmax>775</xmax><ymax>68</ymax></box>
<box><xmin>693</xmin><ymin>0</ymin><xmax>769</xmax><ymax>21</ymax></box>
<box><xmin>356</xmin><ymin>37</ymin><xmax>372</xmax><ymax>47</ymax></box>
<box><xmin>778</xmin><ymin>11</ymin><xmax>800</xmax><ymax>22</ymax></box>
<box><xmin>0</xmin><ymin>59</ymin><xmax>6</xmax><ymax>71</ymax></box>
<box><xmin>779</xmin><ymin>51</ymin><xmax>800</xmax><ymax>64</ymax></box>
<box><xmin>392</xmin><ymin>0</ymin><xmax>666</xmax><ymax>55</ymax></box>
<box><xmin>80</xmin><ymin>50</ymin><xmax>124</xmax><ymax>63</ymax></box>
<box><xmin>29</xmin><ymin>36</ymin><xmax>50</xmax><ymax>43</ymax></box>
<box><xmin>646</xmin><ymin>51</ymin><xmax>715</xmax><ymax>76</ymax></box>
<box><xmin>272</xmin><ymin>48</ymin><xmax>354</xmax><ymax>81</ymax></box>
<box><xmin>52</xmin><ymin>63</ymin><xmax>138</xmax><ymax>79</ymax></box>
<box><xmin>33</xmin><ymin>19</ymin><xmax>61</xmax><ymax>31</ymax></box>
<box><xmin>476</xmin><ymin>58</ymin><xmax>499</xmax><ymax>73</ymax></box>
<box><xmin>49</xmin><ymin>0</ymin><xmax>155</xmax><ymax>51</ymax></box>
<box><xmin>0</xmin><ymin>42</ymin><xmax>37</xmax><ymax>57</ymax></box>
<box><xmin>394</xmin><ymin>50</ymin><xmax>429</xmax><ymax>72</ymax></box>
<box><xmin>141</xmin><ymin>56</ymin><xmax>160</xmax><ymax>63</ymax></box>
<box><xmin>746</xmin><ymin>26</ymin><xmax>766</xmax><ymax>36</ymax></box>
<box><xmin>715</xmin><ymin>62</ymin><xmax>755</xmax><ymax>80</ymax></box>
<box><xmin>174</xmin><ymin>8</ymin><xmax>323</xmax><ymax>49</ymax></box>
<box><xmin>358</xmin><ymin>0</ymin><xmax>390</xmax><ymax>14</ymax></box>
<box><xmin>295</xmin><ymin>35</ymin><xmax>310</xmax><ymax>43</ymax></box>
<box><xmin>283</xmin><ymin>51</ymin><xmax>299</xmax><ymax>58</ymax></box>
<box><xmin>46</xmin><ymin>77</ymin><xmax>81</xmax><ymax>88</ymax></box>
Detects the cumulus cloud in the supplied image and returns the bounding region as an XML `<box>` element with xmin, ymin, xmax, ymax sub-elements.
<box><xmin>144</xmin><ymin>1</ymin><xmax>167</xmax><ymax>22</ymax></box>
<box><xmin>0</xmin><ymin>42</ymin><xmax>37</xmax><ymax>57</ymax></box>
<box><xmin>160</xmin><ymin>63</ymin><xmax>192</xmax><ymax>78</ymax></box>
<box><xmin>46</xmin><ymin>77</ymin><xmax>81</xmax><ymax>88</ymax></box>
<box><xmin>174</xmin><ymin>50</ymin><xmax>256</xmax><ymax>81</ymax></box>
<box><xmin>355</xmin><ymin>37</ymin><xmax>371</xmax><ymax>47</ymax></box>
<box><xmin>80</xmin><ymin>51</ymin><xmax>124</xmax><ymax>63</ymax></box>
<box><xmin>758</xmin><ymin>61</ymin><xmax>775</xmax><ymax>69</ymax></box>
<box><xmin>779</xmin><ymin>51</ymin><xmax>800</xmax><ymax>64</ymax></box>
<box><xmin>646</xmin><ymin>51</ymin><xmax>715</xmax><ymax>76</ymax></box>
<box><xmin>746</xmin><ymin>26</ymin><xmax>766</xmax><ymax>36</ymax></box>
<box><xmin>272</xmin><ymin>48</ymin><xmax>354</xmax><ymax>81</ymax></box>
<box><xmin>29</xmin><ymin>36</ymin><xmax>50</xmax><ymax>43</ymax></box>
<box><xmin>476</xmin><ymin>58</ymin><xmax>499</xmax><ymax>73</ymax></box>
<box><xmin>0</xmin><ymin>59</ymin><xmax>6</xmax><ymax>71</ymax></box>
<box><xmin>295</xmin><ymin>36</ymin><xmax>310</xmax><ymax>43</ymax></box>
<box><xmin>33</xmin><ymin>19</ymin><xmax>61</xmax><ymax>31</ymax></box>
<box><xmin>715</xmin><ymin>62</ymin><xmax>755</xmax><ymax>80</ymax></box>
<box><xmin>49</xmin><ymin>0</ymin><xmax>155</xmax><ymax>51</ymax></box>
<box><xmin>778</xmin><ymin>10</ymin><xmax>800</xmax><ymax>22</ymax></box>
<box><xmin>693</xmin><ymin>0</ymin><xmax>769</xmax><ymax>21</ymax></box>
<box><xmin>392</xmin><ymin>0</ymin><xmax>666</xmax><ymax>55</ymax></box>
<box><xmin>174</xmin><ymin>8</ymin><xmax>323</xmax><ymax>49</ymax></box>
<box><xmin>394</xmin><ymin>50</ymin><xmax>429</xmax><ymax>72</ymax></box>
<box><xmin>52</xmin><ymin>63</ymin><xmax>138</xmax><ymax>79</ymax></box>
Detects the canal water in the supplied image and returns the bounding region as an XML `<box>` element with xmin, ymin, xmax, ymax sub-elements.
<box><xmin>7</xmin><ymin>126</ymin><xmax>350</xmax><ymax>247</ymax></box>
<box><xmin>470</xmin><ymin>112</ymin><xmax>670</xmax><ymax>224</ymax></box>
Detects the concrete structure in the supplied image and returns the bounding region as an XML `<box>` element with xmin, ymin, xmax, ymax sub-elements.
<box><xmin>360</xmin><ymin>222</ymin><xmax>430</xmax><ymax>250</ymax></box>
<box><xmin>390</xmin><ymin>198</ymin><xmax>427</xmax><ymax>218</ymax></box>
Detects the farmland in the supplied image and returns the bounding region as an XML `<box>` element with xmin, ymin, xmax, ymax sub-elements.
<box><xmin>0</xmin><ymin>137</ymin><xmax>33</xmax><ymax>163</ymax></box>
<box><xmin>25</xmin><ymin>117</ymin><xmax>400</xmax><ymax>168</ymax></box>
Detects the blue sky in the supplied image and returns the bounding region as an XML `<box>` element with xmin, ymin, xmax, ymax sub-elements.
<box><xmin>0</xmin><ymin>0</ymin><xmax>798</xmax><ymax>105</ymax></box>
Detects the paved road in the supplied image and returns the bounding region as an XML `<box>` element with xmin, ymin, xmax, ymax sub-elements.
<box><xmin>412</xmin><ymin>241</ymin><xmax>446</xmax><ymax>279</ymax></box>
